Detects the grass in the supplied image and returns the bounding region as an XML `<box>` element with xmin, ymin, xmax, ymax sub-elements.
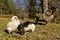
<box><xmin>0</xmin><ymin>17</ymin><xmax>60</xmax><ymax>40</ymax></box>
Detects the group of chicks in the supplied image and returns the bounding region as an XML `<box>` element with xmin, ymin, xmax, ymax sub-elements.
<box><xmin>5</xmin><ymin>16</ymin><xmax>36</xmax><ymax>35</ymax></box>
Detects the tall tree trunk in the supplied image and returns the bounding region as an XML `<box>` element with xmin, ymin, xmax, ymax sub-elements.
<box><xmin>43</xmin><ymin>0</ymin><xmax>48</xmax><ymax>13</ymax></box>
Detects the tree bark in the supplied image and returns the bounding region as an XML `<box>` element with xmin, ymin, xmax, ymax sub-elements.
<box><xmin>43</xmin><ymin>0</ymin><xmax>48</xmax><ymax>13</ymax></box>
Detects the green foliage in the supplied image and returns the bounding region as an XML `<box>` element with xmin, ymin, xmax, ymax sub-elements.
<box><xmin>0</xmin><ymin>0</ymin><xmax>7</xmax><ymax>14</ymax></box>
<box><xmin>28</xmin><ymin>0</ymin><xmax>39</xmax><ymax>18</ymax></box>
<box><xmin>54</xmin><ymin>12</ymin><xmax>60</xmax><ymax>24</ymax></box>
<box><xmin>51</xmin><ymin>11</ymin><xmax>60</xmax><ymax>24</ymax></box>
<box><xmin>0</xmin><ymin>0</ymin><xmax>16</xmax><ymax>14</ymax></box>
<box><xmin>7</xmin><ymin>0</ymin><xmax>16</xmax><ymax>14</ymax></box>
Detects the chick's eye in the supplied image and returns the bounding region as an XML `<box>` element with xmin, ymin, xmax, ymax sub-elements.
<box><xmin>14</xmin><ymin>17</ymin><xmax>17</xmax><ymax>19</ymax></box>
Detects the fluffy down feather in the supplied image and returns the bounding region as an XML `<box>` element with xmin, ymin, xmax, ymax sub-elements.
<box><xmin>6</xmin><ymin>16</ymin><xmax>20</xmax><ymax>34</ymax></box>
<box><xmin>24</xmin><ymin>24</ymin><xmax>35</xmax><ymax>32</ymax></box>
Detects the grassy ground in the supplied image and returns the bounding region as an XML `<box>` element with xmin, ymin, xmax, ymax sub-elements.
<box><xmin>0</xmin><ymin>17</ymin><xmax>60</xmax><ymax>40</ymax></box>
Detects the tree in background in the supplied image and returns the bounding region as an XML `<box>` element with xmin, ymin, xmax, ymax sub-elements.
<box><xmin>43</xmin><ymin>0</ymin><xmax>48</xmax><ymax>13</ymax></box>
<box><xmin>0</xmin><ymin>0</ymin><xmax>7</xmax><ymax>14</ymax></box>
<box><xmin>7</xmin><ymin>0</ymin><xmax>16</xmax><ymax>14</ymax></box>
<box><xmin>0</xmin><ymin>0</ymin><xmax>16</xmax><ymax>15</ymax></box>
<box><xmin>28</xmin><ymin>0</ymin><xmax>40</xmax><ymax>18</ymax></box>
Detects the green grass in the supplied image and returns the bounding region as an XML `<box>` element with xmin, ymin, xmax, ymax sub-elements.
<box><xmin>0</xmin><ymin>17</ymin><xmax>60</xmax><ymax>40</ymax></box>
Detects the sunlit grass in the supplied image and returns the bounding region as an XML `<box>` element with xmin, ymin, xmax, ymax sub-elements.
<box><xmin>0</xmin><ymin>17</ymin><xmax>60</xmax><ymax>40</ymax></box>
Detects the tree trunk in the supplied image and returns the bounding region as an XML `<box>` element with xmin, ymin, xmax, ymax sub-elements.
<box><xmin>43</xmin><ymin>0</ymin><xmax>48</xmax><ymax>13</ymax></box>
